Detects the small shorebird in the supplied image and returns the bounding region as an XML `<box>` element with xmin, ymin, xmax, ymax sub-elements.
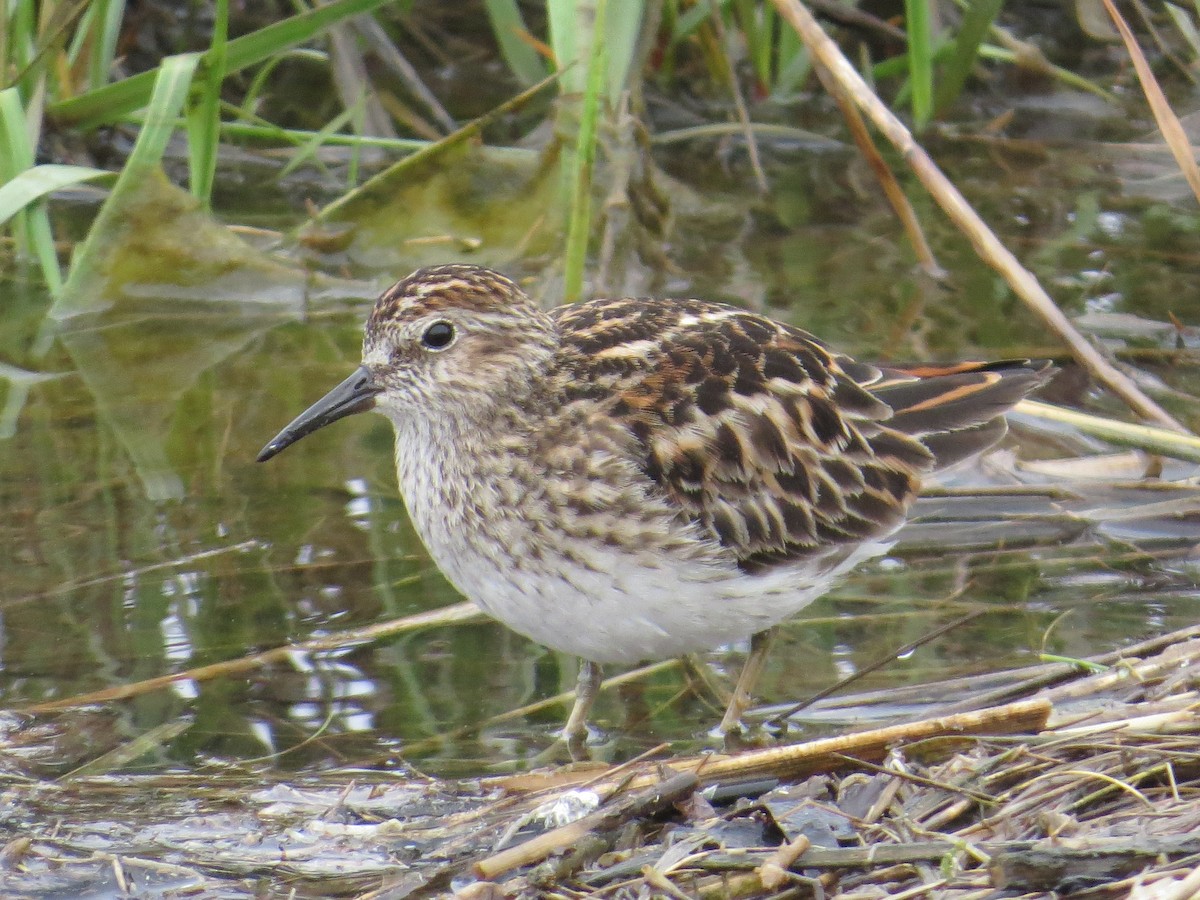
<box><xmin>258</xmin><ymin>264</ymin><xmax>1050</xmax><ymax>754</ymax></box>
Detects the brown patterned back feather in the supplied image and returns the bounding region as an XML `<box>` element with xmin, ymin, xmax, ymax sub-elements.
<box><xmin>552</xmin><ymin>298</ymin><xmax>1051</xmax><ymax>572</ymax></box>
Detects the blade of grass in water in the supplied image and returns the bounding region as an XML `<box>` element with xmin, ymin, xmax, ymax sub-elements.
<box><xmin>904</xmin><ymin>0</ymin><xmax>934</xmax><ymax>128</ymax></box>
<box><xmin>935</xmin><ymin>0</ymin><xmax>1003</xmax><ymax>114</ymax></box>
<box><xmin>276</xmin><ymin>101</ymin><xmax>362</xmax><ymax>180</ymax></box>
<box><xmin>773</xmin><ymin>13</ymin><xmax>811</xmax><ymax>97</ymax></box>
<box><xmin>671</xmin><ymin>0</ymin><xmax>733</xmax><ymax>43</ymax></box>
<box><xmin>735</xmin><ymin>0</ymin><xmax>771</xmax><ymax>90</ymax></box>
<box><xmin>550</xmin><ymin>0</ymin><xmax>644</xmax><ymax>300</ymax></box>
<box><xmin>87</xmin><ymin>0</ymin><xmax>127</xmax><ymax>91</ymax></box>
<box><xmin>51</xmin><ymin>54</ymin><xmax>200</xmax><ymax>318</ymax></box>
<box><xmin>600</xmin><ymin>1</ymin><xmax>645</xmax><ymax>103</ymax></box>
<box><xmin>1165</xmin><ymin>4</ymin><xmax>1200</xmax><ymax>60</ymax></box>
<box><xmin>560</xmin><ymin>0</ymin><xmax>608</xmax><ymax>303</ymax></box>
<box><xmin>547</xmin><ymin>0</ymin><xmax>582</xmax><ymax>96</ymax></box>
<box><xmin>0</xmin><ymin>363</ymin><xmax>66</xmax><ymax>438</ymax></box>
<box><xmin>0</xmin><ymin>164</ymin><xmax>114</xmax><ymax>226</ymax></box>
<box><xmin>484</xmin><ymin>0</ymin><xmax>546</xmax><ymax>85</ymax></box>
<box><xmin>62</xmin><ymin>720</ymin><xmax>192</xmax><ymax>779</ymax></box>
<box><xmin>238</xmin><ymin>48</ymin><xmax>327</xmax><ymax>117</ymax></box>
<box><xmin>870</xmin><ymin>32</ymin><xmax>1112</xmax><ymax>102</ymax></box>
<box><xmin>0</xmin><ymin>89</ymin><xmax>64</xmax><ymax>290</ymax></box>
<box><xmin>6</xmin><ymin>0</ymin><xmax>89</xmax><ymax>93</ymax></box>
<box><xmin>186</xmin><ymin>0</ymin><xmax>228</xmax><ymax>207</ymax></box>
<box><xmin>184</xmin><ymin>113</ymin><xmax>429</xmax><ymax>152</ymax></box>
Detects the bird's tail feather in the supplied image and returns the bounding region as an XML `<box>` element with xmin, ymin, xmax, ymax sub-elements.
<box><xmin>871</xmin><ymin>360</ymin><xmax>1054</xmax><ymax>471</ymax></box>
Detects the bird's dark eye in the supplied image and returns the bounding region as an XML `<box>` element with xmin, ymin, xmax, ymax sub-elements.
<box><xmin>421</xmin><ymin>321</ymin><xmax>455</xmax><ymax>350</ymax></box>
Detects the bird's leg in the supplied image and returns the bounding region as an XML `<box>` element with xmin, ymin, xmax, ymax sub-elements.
<box><xmin>562</xmin><ymin>659</ymin><xmax>602</xmax><ymax>760</ymax></box>
<box><xmin>718</xmin><ymin>628</ymin><xmax>776</xmax><ymax>735</ymax></box>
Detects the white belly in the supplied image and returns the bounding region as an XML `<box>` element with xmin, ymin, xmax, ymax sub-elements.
<box><xmin>416</xmin><ymin>512</ymin><xmax>884</xmax><ymax>664</ymax></box>
<box><xmin>446</xmin><ymin>539</ymin><xmax>767</xmax><ymax>663</ymax></box>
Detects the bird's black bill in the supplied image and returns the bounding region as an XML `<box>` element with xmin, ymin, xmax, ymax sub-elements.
<box><xmin>256</xmin><ymin>366</ymin><xmax>381</xmax><ymax>462</ymax></box>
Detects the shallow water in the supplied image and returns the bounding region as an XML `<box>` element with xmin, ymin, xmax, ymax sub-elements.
<box><xmin>2</xmin><ymin>110</ymin><xmax>1200</xmax><ymax>786</ymax></box>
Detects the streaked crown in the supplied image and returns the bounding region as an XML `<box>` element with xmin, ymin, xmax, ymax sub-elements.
<box><xmin>362</xmin><ymin>264</ymin><xmax>558</xmax><ymax>417</ymax></box>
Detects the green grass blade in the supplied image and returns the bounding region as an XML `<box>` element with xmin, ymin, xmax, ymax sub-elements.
<box><xmin>277</xmin><ymin>101</ymin><xmax>359</xmax><ymax>180</ymax></box>
<box><xmin>905</xmin><ymin>0</ymin><xmax>934</xmax><ymax>128</ymax></box>
<box><xmin>6</xmin><ymin>2</ymin><xmax>36</xmax><ymax>79</ymax></box>
<box><xmin>240</xmin><ymin>48</ymin><xmax>328</xmax><ymax>117</ymax></box>
<box><xmin>549</xmin><ymin>0</ymin><xmax>641</xmax><ymax>102</ymax></box>
<box><xmin>735</xmin><ymin>0</ymin><xmax>769</xmax><ymax>88</ymax></box>
<box><xmin>186</xmin><ymin>0</ymin><xmax>229</xmax><ymax>206</ymax></box>
<box><xmin>347</xmin><ymin>92</ymin><xmax>365</xmax><ymax>187</ymax></box>
<box><xmin>773</xmin><ymin>16</ymin><xmax>810</xmax><ymax>96</ymax></box>
<box><xmin>484</xmin><ymin>0</ymin><xmax>546</xmax><ymax>85</ymax></box>
<box><xmin>26</xmin><ymin>207</ymin><xmax>64</xmax><ymax>291</ymax></box>
<box><xmin>935</xmin><ymin>0</ymin><xmax>1004</xmax><ymax>114</ymax></box>
<box><xmin>88</xmin><ymin>0</ymin><xmax>127</xmax><ymax>89</ymax></box>
<box><xmin>51</xmin><ymin>54</ymin><xmax>200</xmax><ymax>318</ymax></box>
<box><xmin>975</xmin><ymin>44</ymin><xmax>1113</xmax><ymax>100</ymax></box>
<box><xmin>561</xmin><ymin>0</ymin><xmax>608</xmax><ymax>303</ymax></box>
<box><xmin>1166</xmin><ymin>4</ymin><xmax>1200</xmax><ymax>59</ymax></box>
<box><xmin>0</xmin><ymin>164</ymin><xmax>114</xmax><ymax>226</ymax></box>
<box><xmin>0</xmin><ymin>87</ymin><xmax>65</xmax><ymax>289</ymax></box>
<box><xmin>127</xmin><ymin>96</ymin><xmax>431</xmax><ymax>157</ymax></box>
<box><xmin>99</xmin><ymin>55</ymin><xmax>199</xmax><ymax>200</ymax></box>
<box><xmin>547</xmin><ymin>0</ymin><xmax>582</xmax><ymax>95</ymax></box>
<box><xmin>66</xmin><ymin>4</ymin><xmax>97</xmax><ymax>68</ymax></box>
<box><xmin>211</xmin><ymin>116</ymin><xmax>428</xmax><ymax>152</ymax></box>
<box><xmin>6</xmin><ymin>0</ymin><xmax>89</xmax><ymax>93</ymax></box>
<box><xmin>0</xmin><ymin>89</ymin><xmax>35</xmax><ymax>177</ymax></box>
<box><xmin>0</xmin><ymin>363</ymin><xmax>66</xmax><ymax>439</ymax></box>
<box><xmin>49</xmin><ymin>0</ymin><xmax>396</xmax><ymax>128</ymax></box>
<box><xmin>0</xmin><ymin>88</ymin><xmax>32</xmax><ymax>251</ymax></box>
<box><xmin>547</xmin><ymin>0</ymin><xmax>583</xmax><ymax>235</ymax></box>
<box><xmin>603</xmin><ymin>0</ymin><xmax>645</xmax><ymax>100</ymax></box>
<box><xmin>671</xmin><ymin>0</ymin><xmax>733</xmax><ymax>42</ymax></box>
<box><xmin>1</xmin><ymin>4</ymin><xmax>15</xmax><ymax>83</ymax></box>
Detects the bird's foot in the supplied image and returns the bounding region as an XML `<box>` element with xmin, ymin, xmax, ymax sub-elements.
<box><xmin>560</xmin><ymin>659</ymin><xmax>603</xmax><ymax>762</ymax></box>
<box><xmin>562</xmin><ymin>723</ymin><xmax>591</xmax><ymax>762</ymax></box>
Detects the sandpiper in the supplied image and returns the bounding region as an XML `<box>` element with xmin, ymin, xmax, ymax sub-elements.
<box><xmin>258</xmin><ymin>264</ymin><xmax>1051</xmax><ymax>753</ymax></box>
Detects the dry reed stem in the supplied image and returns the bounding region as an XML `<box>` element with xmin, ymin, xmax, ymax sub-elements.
<box><xmin>769</xmin><ymin>0</ymin><xmax>1189</xmax><ymax>434</ymax></box>
<box><xmin>20</xmin><ymin>601</ymin><xmax>482</xmax><ymax>712</ymax></box>
<box><xmin>757</xmin><ymin>833</ymin><xmax>811</xmax><ymax>889</ymax></box>
<box><xmin>987</xmin><ymin>837</ymin><xmax>1200</xmax><ymax>892</ymax></box>
<box><xmin>812</xmin><ymin>60</ymin><xmax>943</xmax><ymax>277</ymax></box>
<box><xmin>707</xmin><ymin>1</ymin><xmax>767</xmax><ymax>193</ymax></box>
<box><xmin>933</xmin><ymin>625</ymin><xmax>1200</xmax><ymax>716</ymax></box>
<box><xmin>1158</xmin><ymin>864</ymin><xmax>1200</xmax><ymax>900</ymax></box>
<box><xmin>1104</xmin><ymin>0</ymin><xmax>1200</xmax><ymax>206</ymax></box>
<box><xmin>472</xmin><ymin>770</ymin><xmax>699</xmax><ymax>880</ymax></box>
<box><xmin>494</xmin><ymin>697</ymin><xmax>1050</xmax><ymax>796</ymax></box>
<box><xmin>1042</xmin><ymin>637</ymin><xmax>1200</xmax><ymax>705</ymax></box>
<box><xmin>645</xmin><ymin>697</ymin><xmax>1050</xmax><ymax>784</ymax></box>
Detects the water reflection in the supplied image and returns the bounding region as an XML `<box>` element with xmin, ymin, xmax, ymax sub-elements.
<box><xmin>1</xmin><ymin>146</ymin><xmax>1199</xmax><ymax>775</ymax></box>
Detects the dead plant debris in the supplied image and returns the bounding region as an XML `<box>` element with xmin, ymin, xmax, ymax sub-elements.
<box><xmin>2</xmin><ymin>627</ymin><xmax>1199</xmax><ymax>898</ymax></box>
